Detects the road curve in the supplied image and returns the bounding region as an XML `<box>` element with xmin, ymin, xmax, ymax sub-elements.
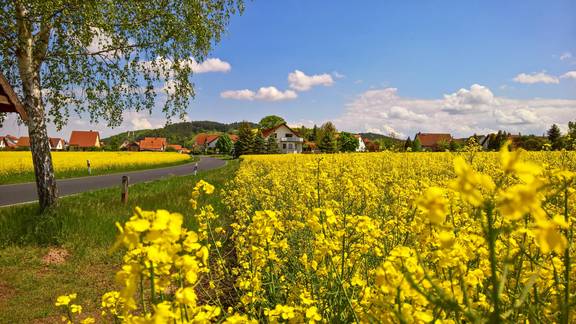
<box><xmin>0</xmin><ymin>156</ymin><xmax>226</xmax><ymax>207</ymax></box>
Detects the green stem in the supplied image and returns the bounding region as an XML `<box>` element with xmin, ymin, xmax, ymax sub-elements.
<box><xmin>485</xmin><ymin>202</ymin><xmax>501</xmax><ymax>323</ymax></box>
<box><xmin>149</xmin><ymin>263</ymin><xmax>156</xmax><ymax>305</ymax></box>
<box><xmin>562</xmin><ymin>182</ymin><xmax>571</xmax><ymax>324</ymax></box>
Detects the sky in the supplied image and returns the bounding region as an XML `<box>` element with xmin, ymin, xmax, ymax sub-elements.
<box><xmin>2</xmin><ymin>0</ymin><xmax>575</xmax><ymax>139</ymax></box>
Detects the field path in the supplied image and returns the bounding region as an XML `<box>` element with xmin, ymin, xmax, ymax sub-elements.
<box><xmin>0</xmin><ymin>156</ymin><xmax>226</xmax><ymax>207</ymax></box>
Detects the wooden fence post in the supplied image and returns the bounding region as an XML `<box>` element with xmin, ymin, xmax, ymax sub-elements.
<box><xmin>121</xmin><ymin>176</ymin><xmax>129</xmax><ymax>203</ymax></box>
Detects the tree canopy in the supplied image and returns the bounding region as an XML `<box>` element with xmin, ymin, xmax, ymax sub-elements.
<box><xmin>259</xmin><ymin>115</ymin><xmax>286</xmax><ymax>130</ymax></box>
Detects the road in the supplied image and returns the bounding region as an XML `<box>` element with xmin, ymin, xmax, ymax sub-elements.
<box><xmin>0</xmin><ymin>156</ymin><xmax>226</xmax><ymax>207</ymax></box>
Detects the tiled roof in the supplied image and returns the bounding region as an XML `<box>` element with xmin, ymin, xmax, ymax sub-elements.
<box><xmin>139</xmin><ymin>137</ymin><xmax>167</xmax><ymax>150</ymax></box>
<box><xmin>195</xmin><ymin>133</ymin><xmax>219</xmax><ymax>146</ymax></box>
<box><xmin>229</xmin><ymin>134</ymin><xmax>239</xmax><ymax>142</ymax></box>
<box><xmin>49</xmin><ymin>138</ymin><xmax>65</xmax><ymax>148</ymax></box>
<box><xmin>262</xmin><ymin>123</ymin><xmax>300</xmax><ymax>138</ymax></box>
<box><xmin>69</xmin><ymin>130</ymin><xmax>100</xmax><ymax>147</ymax></box>
<box><xmin>415</xmin><ymin>133</ymin><xmax>453</xmax><ymax>147</ymax></box>
<box><xmin>16</xmin><ymin>136</ymin><xmax>30</xmax><ymax>147</ymax></box>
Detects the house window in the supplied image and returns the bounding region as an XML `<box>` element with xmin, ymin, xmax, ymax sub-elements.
<box><xmin>288</xmin><ymin>143</ymin><xmax>293</xmax><ymax>149</ymax></box>
<box><xmin>283</xmin><ymin>143</ymin><xmax>287</xmax><ymax>149</ymax></box>
<box><xmin>285</xmin><ymin>133</ymin><xmax>293</xmax><ymax>138</ymax></box>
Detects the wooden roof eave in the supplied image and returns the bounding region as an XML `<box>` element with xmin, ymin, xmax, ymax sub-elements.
<box><xmin>0</xmin><ymin>73</ymin><xmax>28</xmax><ymax>121</ymax></box>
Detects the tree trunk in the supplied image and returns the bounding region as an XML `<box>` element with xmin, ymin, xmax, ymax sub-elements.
<box><xmin>15</xmin><ymin>3</ymin><xmax>58</xmax><ymax>210</ymax></box>
<box><xmin>24</xmin><ymin>87</ymin><xmax>58</xmax><ymax>210</ymax></box>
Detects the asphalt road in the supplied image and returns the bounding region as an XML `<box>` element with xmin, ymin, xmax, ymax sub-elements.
<box><xmin>0</xmin><ymin>156</ymin><xmax>226</xmax><ymax>207</ymax></box>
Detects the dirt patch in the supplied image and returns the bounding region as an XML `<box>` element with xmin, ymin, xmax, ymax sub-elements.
<box><xmin>41</xmin><ymin>248</ymin><xmax>69</xmax><ymax>265</ymax></box>
<box><xmin>0</xmin><ymin>281</ymin><xmax>16</xmax><ymax>305</ymax></box>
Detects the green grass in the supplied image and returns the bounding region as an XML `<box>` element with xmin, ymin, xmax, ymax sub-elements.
<box><xmin>1</xmin><ymin>154</ymin><xmax>198</xmax><ymax>185</ymax></box>
<box><xmin>0</xmin><ymin>159</ymin><xmax>238</xmax><ymax>323</ymax></box>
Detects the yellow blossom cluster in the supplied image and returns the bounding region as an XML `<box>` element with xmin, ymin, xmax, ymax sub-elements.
<box><xmin>0</xmin><ymin>151</ymin><xmax>190</xmax><ymax>183</ymax></box>
<box><xmin>56</xmin><ymin>146</ymin><xmax>575</xmax><ymax>323</ymax></box>
<box><xmin>222</xmin><ymin>146</ymin><xmax>575</xmax><ymax>322</ymax></box>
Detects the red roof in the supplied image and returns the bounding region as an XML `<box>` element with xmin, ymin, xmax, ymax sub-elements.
<box><xmin>69</xmin><ymin>130</ymin><xmax>101</xmax><ymax>148</ymax></box>
<box><xmin>415</xmin><ymin>133</ymin><xmax>453</xmax><ymax>147</ymax></box>
<box><xmin>262</xmin><ymin>123</ymin><xmax>300</xmax><ymax>138</ymax></box>
<box><xmin>139</xmin><ymin>137</ymin><xmax>167</xmax><ymax>151</ymax></box>
<box><xmin>49</xmin><ymin>138</ymin><xmax>65</xmax><ymax>148</ymax></box>
<box><xmin>3</xmin><ymin>135</ymin><xmax>18</xmax><ymax>147</ymax></box>
<box><xmin>229</xmin><ymin>134</ymin><xmax>239</xmax><ymax>142</ymax></box>
<box><xmin>195</xmin><ymin>133</ymin><xmax>220</xmax><ymax>146</ymax></box>
<box><xmin>16</xmin><ymin>136</ymin><xmax>30</xmax><ymax>147</ymax></box>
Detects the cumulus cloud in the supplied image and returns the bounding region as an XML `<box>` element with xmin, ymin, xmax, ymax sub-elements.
<box><xmin>560</xmin><ymin>71</ymin><xmax>576</xmax><ymax>79</ymax></box>
<box><xmin>139</xmin><ymin>56</ymin><xmax>231</xmax><ymax>75</ymax></box>
<box><xmin>494</xmin><ymin>109</ymin><xmax>539</xmax><ymax>125</ymax></box>
<box><xmin>443</xmin><ymin>84</ymin><xmax>496</xmax><ymax>114</ymax></box>
<box><xmin>220</xmin><ymin>87</ymin><xmax>297</xmax><ymax>101</ymax></box>
<box><xmin>334</xmin><ymin>84</ymin><xmax>576</xmax><ymax>138</ymax></box>
<box><xmin>513</xmin><ymin>72</ymin><xmax>560</xmax><ymax>84</ymax></box>
<box><xmin>288</xmin><ymin>70</ymin><xmax>334</xmax><ymax>91</ymax></box>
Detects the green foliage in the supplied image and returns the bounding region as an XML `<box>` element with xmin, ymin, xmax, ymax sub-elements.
<box><xmin>266</xmin><ymin>136</ymin><xmax>280</xmax><ymax>154</ymax></box>
<box><xmin>449</xmin><ymin>140</ymin><xmax>461</xmax><ymax>152</ymax></box>
<box><xmin>404</xmin><ymin>137</ymin><xmax>412</xmax><ymax>151</ymax></box>
<box><xmin>1</xmin><ymin>1</ymin><xmax>245</xmax><ymax>129</ymax></box>
<box><xmin>253</xmin><ymin>130</ymin><xmax>267</xmax><ymax>154</ymax></box>
<box><xmin>318</xmin><ymin>122</ymin><xmax>337</xmax><ymax>153</ymax></box>
<box><xmin>547</xmin><ymin>124</ymin><xmax>562</xmax><ymax>150</ymax></box>
<box><xmin>309</xmin><ymin>125</ymin><xmax>318</xmax><ymax>142</ymax></box>
<box><xmin>338</xmin><ymin>132</ymin><xmax>359</xmax><ymax>152</ymax></box>
<box><xmin>259</xmin><ymin>115</ymin><xmax>286</xmax><ymax>130</ymax></box>
<box><xmin>234</xmin><ymin>122</ymin><xmax>254</xmax><ymax>157</ymax></box>
<box><xmin>436</xmin><ymin>139</ymin><xmax>450</xmax><ymax>152</ymax></box>
<box><xmin>411</xmin><ymin>137</ymin><xmax>422</xmax><ymax>152</ymax></box>
<box><xmin>215</xmin><ymin>134</ymin><xmax>233</xmax><ymax>155</ymax></box>
<box><xmin>165</xmin><ymin>146</ymin><xmax>177</xmax><ymax>152</ymax></box>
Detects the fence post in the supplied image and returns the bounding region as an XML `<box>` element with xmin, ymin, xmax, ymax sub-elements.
<box><xmin>121</xmin><ymin>176</ymin><xmax>129</xmax><ymax>203</ymax></box>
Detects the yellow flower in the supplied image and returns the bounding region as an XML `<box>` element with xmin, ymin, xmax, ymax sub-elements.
<box><xmin>306</xmin><ymin>306</ymin><xmax>322</xmax><ymax>322</ymax></box>
<box><xmin>535</xmin><ymin>220</ymin><xmax>568</xmax><ymax>254</ymax></box>
<box><xmin>55</xmin><ymin>293</ymin><xmax>76</xmax><ymax>307</ymax></box>
<box><xmin>417</xmin><ymin>187</ymin><xmax>448</xmax><ymax>225</ymax></box>
<box><xmin>438</xmin><ymin>230</ymin><xmax>455</xmax><ymax>249</ymax></box>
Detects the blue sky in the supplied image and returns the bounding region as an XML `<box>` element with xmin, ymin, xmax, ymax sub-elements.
<box><xmin>2</xmin><ymin>0</ymin><xmax>575</xmax><ymax>138</ymax></box>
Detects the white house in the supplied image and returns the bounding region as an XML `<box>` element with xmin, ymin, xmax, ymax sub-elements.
<box><xmin>50</xmin><ymin>138</ymin><xmax>66</xmax><ymax>151</ymax></box>
<box><xmin>354</xmin><ymin>134</ymin><xmax>366</xmax><ymax>152</ymax></box>
<box><xmin>262</xmin><ymin>123</ymin><xmax>304</xmax><ymax>153</ymax></box>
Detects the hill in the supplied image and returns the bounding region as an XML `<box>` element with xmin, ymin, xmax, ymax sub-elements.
<box><xmin>103</xmin><ymin>120</ymin><xmax>258</xmax><ymax>148</ymax></box>
<box><xmin>359</xmin><ymin>132</ymin><xmax>404</xmax><ymax>143</ymax></box>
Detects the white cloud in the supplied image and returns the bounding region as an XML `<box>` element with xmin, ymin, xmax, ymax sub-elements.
<box><xmin>513</xmin><ymin>72</ymin><xmax>560</xmax><ymax>84</ymax></box>
<box><xmin>86</xmin><ymin>28</ymin><xmax>116</xmax><ymax>57</ymax></box>
<box><xmin>288</xmin><ymin>70</ymin><xmax>334</xmax><ymax>91</ymax></box>
<box><xmin>560</xmin><ymin>52</ymin><xmax>573</xmax><ymax>61</ymax></box>
<box><xmin>123</xmin><ymin>111</ymin><xmax>153</xmax><ymax>130</ymax></box>
<box><xmin>139</xmin><ymin>56</ymin><xmax>231</xmax><ymax>75</ymax></box>
<box><xmin>560</xmin><ymin>71</ymin><xmax>576</xmax><ymax>79</ymax></box>
<box><xmin>190</xmin><ymin>58</ymin><xmax>231</xmax><ymax>73</ymax></box>
<box><xmin>443</xmin><ymin>84</ymin><xmax>497</xmax><ymax>114</ymax></box>
<box><xmin>494</xmin><ymin>108</ymin><xmax>539</xmax><ymax>125</ymax></box>
<box><xmin>334</xmin><ymin>85</ymin><xmax>576</xmax><ymax>138</ymax></box>
<box><xmin>220</xmin><ymin>87</ymin><xmax>297</xmax><ymax>101</ymax></box>
<box><xmin>388</xmin><ymin>106</ymin><xmax>427</xmax><ymax>122</ymax></box>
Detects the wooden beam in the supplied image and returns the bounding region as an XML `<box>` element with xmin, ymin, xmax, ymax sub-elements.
<box><xmin>0</xmin><ymin>94</ymin><xmax>10</xmax><ymax>106</ymax></box>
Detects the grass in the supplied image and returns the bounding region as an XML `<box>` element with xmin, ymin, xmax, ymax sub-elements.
<box><xmin>0</xmin><ymin>159</ymin><xmax>238</xmax><ymax>323</ymax></box>
<box><xmin>0</xmin><ymin>152</ymin><xmax>197</xmax><ymax>185</ymax></box>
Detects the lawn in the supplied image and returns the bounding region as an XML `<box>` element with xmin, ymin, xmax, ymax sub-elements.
<box><xmin>0</xmin><ymin>151</ymin><xmax>195</xmax><ymax>185</ymax></box>
<box><xmin>0</xmin><ymin>158</ymin><xmax>238</xmax><ymax>323</ymax></box>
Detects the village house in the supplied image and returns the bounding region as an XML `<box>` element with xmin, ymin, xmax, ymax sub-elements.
<box><xmin>415</xmin><ymin>132</ymin><xmax>453</xmax><ymax>151</ymax></box>
<box><xmin>262</xmin><ymin>123</ymin><xmax>304</xmax><ymax>154</ymax></box>
<box><xmin>50</xmin><ymin>138</ymin><xmax>66</xmax><ymax>151</ymax></box>
<box><xmin>194</xmin><ymin>133</ymin><xmax>220</xmax><ymax>152</ymax></box>
<box><xmin>16</xmin><ymin>136</ymin><xmax>30</xmax><ymax>149</ymax></box>
<box><xmin>69</xmin><ymin>130</ymin><xmax>101</xmax><ymax>150</ymax></box>
<box><xmin>353</xmin><ymin>134</ymin><xmax>367</xmax><ymax>152</ymax></box>
<box><xmin>206</xmin><ymin>134</ymin><xmax>239</xmax><ymax>150</ymax></box>
<box><xmin>138</xmin><ymin>137</ymin><xmax>167</xmax><ymax>151</ymax></box>
<box><xmin>1</xmin><ymin>135</ymin><xmax>18</xmax><ymax>149</ymax></box>
<box><xmin>166</xmin><ymin>144</ymin><xmax>183</xmax><ymax>153</ymax></box>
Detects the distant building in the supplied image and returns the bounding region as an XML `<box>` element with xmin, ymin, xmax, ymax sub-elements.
<box><xmin>16</xmin><ymin>136</ymin><xmax>30</xmax><ymax>149</ymax></box>
<box><xmin>49</xmin><ymin>138</ymin><xmax>66</xmax><ymax>150</ymax></box>
<box><xmin>206</xmin><ymin>134</ymin><xmax>239</xmax><ymax>150</ymax></box>
<box><xmin>166</xmin><ymin>144</ymin><xmax>183</xmax><ymax>153</ymax></box>
<box><xmin>262</xmin><ymin>123</ymin><xmax>304</xmax><ymax>154</ymax></box>
<box><xmin>69</xmin><ymin>130</ymin><xmax>101</xmax><ymax>150</ymax></box>
<box><xmin>138</xmin><ymin>137</ymin><xmax>167</xmax><ymax>151</ymax></box>
<box><xmin>353</xmin><ymin>134</ymin><xmax>367</xmax><ymax>152</ymax></box>
<box><xmin>1</xmin><ymin>135</ymin><xmax>18</xmax><ymax>149</ymax></box>
<box><xmin>415</xmin><ymin>132</ymin><xmax>453</xmax><ymax>151</ymax></box>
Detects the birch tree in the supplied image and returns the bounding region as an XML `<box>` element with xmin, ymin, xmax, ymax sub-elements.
<box><xmin>0</xmin><ymin>0</ymin><xmax>243</xmax><ymax>210</ymax></box>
